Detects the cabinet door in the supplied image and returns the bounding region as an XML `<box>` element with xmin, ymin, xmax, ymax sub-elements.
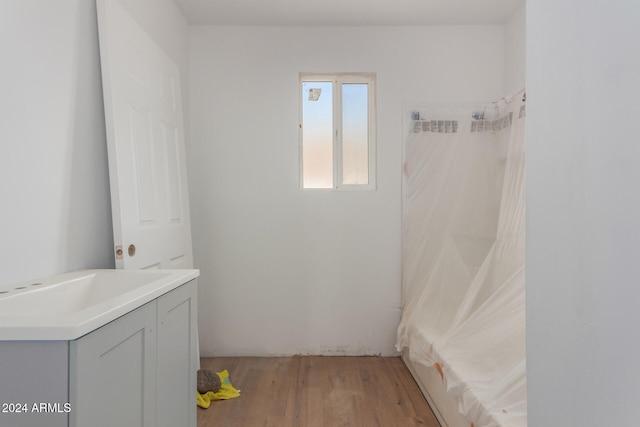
<box><xmin>157</xmin><ymin>280</ymin><xmax>197</xmax><ymax>427</ymax></box>
<box><xmin>69</xmin><ymin>301</ymin><xmax>157</xmax><ymax>427</ymax></box>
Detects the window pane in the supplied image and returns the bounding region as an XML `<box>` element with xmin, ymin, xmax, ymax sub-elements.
<box><xmin>341</xmin><ymin>83</ymin><xmax>369</xmax><ymax>185</ymax></box>
<box><xmin>302</xmin><ymin>81</ymin><xmax>333</xmax><ymax>188</ymax></box>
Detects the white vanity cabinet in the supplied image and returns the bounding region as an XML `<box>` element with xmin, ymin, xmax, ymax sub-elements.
<box><xmin>0</xmin><ymin>278</ymin><xmax>197</xmax><ymax>427</ymax></box>
<box><xmin>70</xmin><ymin>279</ymin><xmax>197</xmax><ymax>427</ymax></box>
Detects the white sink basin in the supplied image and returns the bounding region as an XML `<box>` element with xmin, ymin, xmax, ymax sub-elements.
<box><xmin>0</xmin><ymin>269</ymin><xmax>199</xmax><ymax>340</ymax></box>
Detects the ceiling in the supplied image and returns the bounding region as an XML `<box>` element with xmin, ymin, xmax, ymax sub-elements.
<box><xmin>174</xmin><ymin>0</ymin><xmax>525</xmax><ymax>26</ymax></box>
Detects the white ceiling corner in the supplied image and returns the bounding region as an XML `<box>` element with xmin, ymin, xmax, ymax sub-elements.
<box><xmin>173</xmin><ymin>0</ymin><xmax>525</xmax><ymax>26</ymax></box>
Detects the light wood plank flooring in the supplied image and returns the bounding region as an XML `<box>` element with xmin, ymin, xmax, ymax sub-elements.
<box><xmin>197</xmin><ymin>356</ymin><xmax>440</xmax><ymax>427</ymax></box>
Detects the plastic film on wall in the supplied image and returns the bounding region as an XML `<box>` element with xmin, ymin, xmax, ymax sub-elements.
<box><xmin>397</xmin><ymin>91</ymin><xmax>526</xmax><ymax>427</ymax></box>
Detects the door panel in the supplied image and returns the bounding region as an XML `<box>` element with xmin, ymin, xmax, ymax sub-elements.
<box><xmin>97</xmin><ymin>0</ymin><xmax>193</xmax><ymax>269</ymax></box>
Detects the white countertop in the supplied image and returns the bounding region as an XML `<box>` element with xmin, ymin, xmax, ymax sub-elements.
<box><xmin>0</xmin><ymin>269</ymin><xmax>199</xmax><ymax>341</ymax></box>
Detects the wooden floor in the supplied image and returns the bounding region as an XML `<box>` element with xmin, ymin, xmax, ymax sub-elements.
<box><xmin>197</xmin><ymin>356</ymin><xmax>440</xmax><ymax>427</ymax></box>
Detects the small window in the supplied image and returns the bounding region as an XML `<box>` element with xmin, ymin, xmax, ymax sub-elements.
<box><xmin>299</xmin><ymin>73</ymin><xmax>376</xmax><ymax>190</ymax></box>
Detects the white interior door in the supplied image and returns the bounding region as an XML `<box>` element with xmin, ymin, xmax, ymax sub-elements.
<box><xmin>97</xmin><ymin>0</ymin><xmax>193</xmax><ymax>269</ymax></box>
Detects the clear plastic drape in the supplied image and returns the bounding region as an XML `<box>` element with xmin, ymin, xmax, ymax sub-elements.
<box><xmin>397</xmin><ymin>92</ymin><xmax>526</xmax><ymax>426</ymax></box>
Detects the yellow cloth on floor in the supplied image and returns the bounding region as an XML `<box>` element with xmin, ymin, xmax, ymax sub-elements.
<box><xmin>197</xmin><ymin>370</ymin><xmax>241</xmax><ymax>408</ymax></box>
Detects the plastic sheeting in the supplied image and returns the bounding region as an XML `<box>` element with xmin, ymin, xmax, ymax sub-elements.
<box><xmin>397</xmin><ymin>92</ymin><xmax>526</xmax><ymax>427</ymax></box>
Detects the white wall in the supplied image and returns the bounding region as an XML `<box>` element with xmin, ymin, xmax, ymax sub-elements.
<box><xmin>527</xmin><ymin>1</ymin><xmax>640</xmax><ymax>425</ymax></box>
<box><xmin>504</xmin><ymin>4</ymin><xmax>525</xmax><ymax>95</ymax></box>
<box><xmin>189</xmin><ymin>25</ymin><xmax>505</xmax><ymax>356</ymax></box>
<box><xmin>0</xmin><ymin>0</ymin><xmax>113</xmax><ymax>285</ymax></box>
<box><xmin>0</xmin><ymin>0</ymin><xmax>189</xmax><ymax>286</ymax></box>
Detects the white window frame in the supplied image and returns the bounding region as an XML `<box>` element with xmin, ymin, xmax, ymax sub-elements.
<box><xmin>299</xmin><ymin>72</ymin><xmax>377</xmax><ymax>190</ymax></box>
